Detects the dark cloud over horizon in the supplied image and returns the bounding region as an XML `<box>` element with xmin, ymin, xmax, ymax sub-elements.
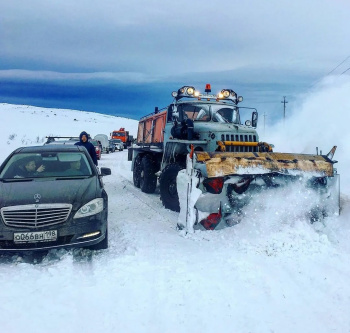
<box><xmin>1</xmin><ymin>0</ymin><xmax>349</xmax><ymax>124</ymax></box>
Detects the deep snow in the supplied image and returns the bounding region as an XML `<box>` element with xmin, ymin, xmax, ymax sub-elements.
<box><xmin>0</xmin><ymin>76</ymin><xmax>349</xmax><ymax>333</ymax></box>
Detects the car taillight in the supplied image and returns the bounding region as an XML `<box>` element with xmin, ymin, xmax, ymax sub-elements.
<box><xmin>200</xmin><ymin>207</ymin><xmax>222</xmax><ymax>230</ymax></box>
<box><xmin>203</xmin><ymin>177</ymin><xmax>224</xmax><ymax>194</ymax></box>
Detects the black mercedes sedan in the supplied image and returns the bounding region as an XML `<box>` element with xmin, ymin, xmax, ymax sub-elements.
<box><xmin>0</xmin><ymin>144</ymin><xmax>111</xmax><ymax>252</ymax></box>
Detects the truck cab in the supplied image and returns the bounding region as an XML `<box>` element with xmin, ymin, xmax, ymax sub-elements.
<box><xmin>130</xmin><ymin>84</ymin><xmax>260</xmax><ymax>211</ymax></box>
<box><xmin>161</xmin><ymin>86</ymin><xmax>259</xmax><ymax>170</ymax></box>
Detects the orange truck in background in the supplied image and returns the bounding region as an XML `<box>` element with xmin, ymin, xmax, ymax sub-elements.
<box><xmin>111</xmin><ymin>128</ymin><xmax>134</xmax><ymax>148</ymax></box>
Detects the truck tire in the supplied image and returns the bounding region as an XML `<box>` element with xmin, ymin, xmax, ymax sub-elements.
<box><xmin>139</xmin><ymin>155</ymin><xmax>157</xmax><ymax>193</ymax></box>
<box><xmin>133</xmin><ymin>154</ymin><xmax>142</xmax><ymax>188</ymax></box>
<box><xmin>159</xmin><ymin>163</ymin><xmax>183</xmax><ymax>212</ymax></box>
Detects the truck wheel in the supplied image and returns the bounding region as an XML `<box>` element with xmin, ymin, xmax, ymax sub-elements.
<box><xmin>159</xmin><ymin>163</ymin><xmax>183</xmax><ymax>212</ymax></box>
<box><xmin>139</xmin><ymin>155</ymin><xmax>157</xmax><ymax>193</ymax></box>
<box><xmin>133</xmin><ymin>155</ymin><xmax>142</xmax><ymax>188</ymax></box>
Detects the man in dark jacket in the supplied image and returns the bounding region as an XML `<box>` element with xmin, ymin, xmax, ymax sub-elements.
<box><xmin>75</xmin><ymin>131</ymin><xmax>98</xmax><ymax>166</ymax></box>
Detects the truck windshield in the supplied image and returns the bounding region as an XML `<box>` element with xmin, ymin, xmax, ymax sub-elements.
<box><xmin>179</xmin><ymin>103</ymin><xmax>211</xmax><ymax>122</ymax></box>
<box><xmin>179</xmin><ymin>103</ymin><xmax>240</xmax><ymax>124</ymax></box>
<box><xmin>211</xmin><ymin>105</ymin><xmax>241</xmax><ymax>124</ymax></box>
<box><xmin>114</xmin><ymin>132</ymin><xmax>125</xmax><ymax>137</ymax></box>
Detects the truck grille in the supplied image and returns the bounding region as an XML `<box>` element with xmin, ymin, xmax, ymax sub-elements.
<box><xmin>221</xmin><ymin>134</ymin><xmax>258</xmax><ymax>152</ymax></box>
<box><xmin>1</xmin><ymin>204</ymin><xmax>72</xmax><ymax>228</ymax></box>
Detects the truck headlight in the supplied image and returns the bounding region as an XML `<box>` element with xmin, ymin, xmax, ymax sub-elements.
<box><xmin>74</xmin><ymin>198</ymin><xmax>104</xmax><ymax>219</ymax></box>
<box><xmin>187</xmin><ymin>87</ymin><xmax>194</xmax><ymax>95</ymax></box>
<box><xmin>223</xmin><ymin>90</ymin><xmax>230</xmax><ymax>98</ymax></box>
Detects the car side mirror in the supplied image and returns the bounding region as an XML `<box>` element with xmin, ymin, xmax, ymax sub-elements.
<box><xmin>100</xmin><ymin>167</ymin><xmax>111</xmax><ymax>176</ymax></box>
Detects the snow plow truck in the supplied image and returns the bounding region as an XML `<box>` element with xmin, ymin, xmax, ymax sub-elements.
<box><xmin>128</xmin><ymin>84</ymin><xmax>340</xmax><ymax>231</ymax></box>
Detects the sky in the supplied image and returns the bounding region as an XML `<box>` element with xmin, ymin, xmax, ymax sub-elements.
<box><xmin>0</xmin><ymin>76</ymin><xmax>349</xmax><ymax>333</ymax></box>
<box><xmin>1</xmin><ymin>0</ymin><xmax>350</xmax><ymax>123</ymax></box>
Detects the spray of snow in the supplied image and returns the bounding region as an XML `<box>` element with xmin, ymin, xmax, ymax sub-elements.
<box><xmin>180</xmin><ymin>75</ymin><xmax>350</xmax><ymax>253</ymax></box>
<box><xmin>263</xmin><ymin>75</ymin><xmax>350</xmax><ymax>196</ymax></box>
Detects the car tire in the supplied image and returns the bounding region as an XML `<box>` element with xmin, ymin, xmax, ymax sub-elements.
<box><xmin>139</xmin><ymin>155</ymin><xmax>157</xmax><ymax>193</ymax></box>
<box><xmin>159</xmin><ymin>163</ymin><xmax>183</xmax><ymax>212</ymax></box>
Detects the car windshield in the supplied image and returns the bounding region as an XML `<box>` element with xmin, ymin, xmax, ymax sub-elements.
<box><xmin>0</xmin><ymin>152</ymin><xmax>93</xmax><ymax>179</ymax></box>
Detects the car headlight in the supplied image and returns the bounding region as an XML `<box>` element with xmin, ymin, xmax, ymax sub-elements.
<box><xmin>74</xmin><ymin>198</ymin><xmax>104</xmax><ymax>219</ymax></box>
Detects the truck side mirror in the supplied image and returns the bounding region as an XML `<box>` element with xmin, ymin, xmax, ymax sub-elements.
<box><xmin>171</xmin><ymin>106</ymin><xmax>179</xmax><ymax>121</ymax></box>
<box><xmin>252</xmin><ymin>111</ymin><xmax>258</xmax><ymax>128</ymax></box>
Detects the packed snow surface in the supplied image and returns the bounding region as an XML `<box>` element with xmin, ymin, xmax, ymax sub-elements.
<box><xmin>0</xmin><ymin>76</ymin><xmax>350</xmax><ymax>333</ymax></box>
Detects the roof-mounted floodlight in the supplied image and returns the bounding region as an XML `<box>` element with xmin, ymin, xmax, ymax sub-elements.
<box><xmin>187</xmin><ymin>87</ymin><xmax>194</xmax><ymax>95</ymax></box>
<box><xmin>221</xmin><ymin>89</ymin><xmax>237</xmax><ymax>99</ymax></box>
<box><xmin>173</xmin><ymin>84</ymin><xmax>241</xmax><ymax>103</ymax></box>
<box><xmin>223</xmin><ymin>90</ymin><xmax>230</xmax><ymax>98</ymax></box>
<box><xmin>174</xmin><ymin>86</ymin><xmax>196</xmax><ymax>99</ymax></box>
<box><xmin>217</xmin><ymin>89</ymin><xmax>243</xmax><ymax>104</ymax></box>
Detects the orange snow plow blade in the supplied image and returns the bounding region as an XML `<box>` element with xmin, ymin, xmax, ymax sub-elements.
<box><xmin>194</xmin><ymin>151</ymin><xmax>336</xmax><ymax>178</ymax></box>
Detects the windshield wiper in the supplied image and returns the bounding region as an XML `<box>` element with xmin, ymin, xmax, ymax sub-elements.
<box><xmin>57</xmin><ymin>176</ymin><xmax>90</xmax><ymax>180</ymax></box>
<box><xmin>0</xmin><ymin>178</ymin><xmax>35</xmax><ymax>182</ymax></box>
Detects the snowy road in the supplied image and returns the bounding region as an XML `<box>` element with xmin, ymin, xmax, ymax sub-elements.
<box><xmin>0</xmin><ymin>149</ymin><xmax>349</xmax><ymax>333</ymax></box>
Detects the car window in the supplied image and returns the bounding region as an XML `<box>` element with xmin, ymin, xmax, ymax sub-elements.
<box><xmin>0</xmin><ymin>152</ymin><xmax>93</xmax><ymax>179</ymax></box>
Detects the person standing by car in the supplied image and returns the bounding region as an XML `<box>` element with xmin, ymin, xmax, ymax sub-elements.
<box><xmin>75</xmin><ymin>131</ymin><xmax>98</xmax><ymax>166</ymax></box>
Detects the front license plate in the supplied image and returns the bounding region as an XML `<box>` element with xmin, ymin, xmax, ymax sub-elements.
<box><xmin>13</xmin><ymin>230</ymin><xmax>58</xmax><ymax>243</ymax></box>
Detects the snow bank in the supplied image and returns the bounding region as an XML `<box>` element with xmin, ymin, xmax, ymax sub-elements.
<box><xmin>0</xmin><ymin>103</ymin><xmax>138</xmax><ymax>162</ymax></box>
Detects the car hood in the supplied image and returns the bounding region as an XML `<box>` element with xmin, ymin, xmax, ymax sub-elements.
<box><xmin>0</xmin><ymin>177</ymin><xmax>99</xmax><ymax>209</ymax></box>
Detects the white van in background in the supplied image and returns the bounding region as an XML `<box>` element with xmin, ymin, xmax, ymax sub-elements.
<box><xmin>94</xmin><ymin>134</ymin><xmax>109</xmax><ymax>154</ymax></box>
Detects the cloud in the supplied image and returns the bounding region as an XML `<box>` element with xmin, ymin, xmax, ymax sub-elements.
<box><xmin>0</xmin><ymin>69</ymin><xmax>160</xmax><ymax>84</ymax></box>
<box><xmin>1</xmin><ymin>0</ymin><xmax>350</xmax><ymax>76</ymax></box>
<box><xmin>1</xmin><ymin>0</ymin><xmax>350</xmax><ymax>124</ymax></box>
